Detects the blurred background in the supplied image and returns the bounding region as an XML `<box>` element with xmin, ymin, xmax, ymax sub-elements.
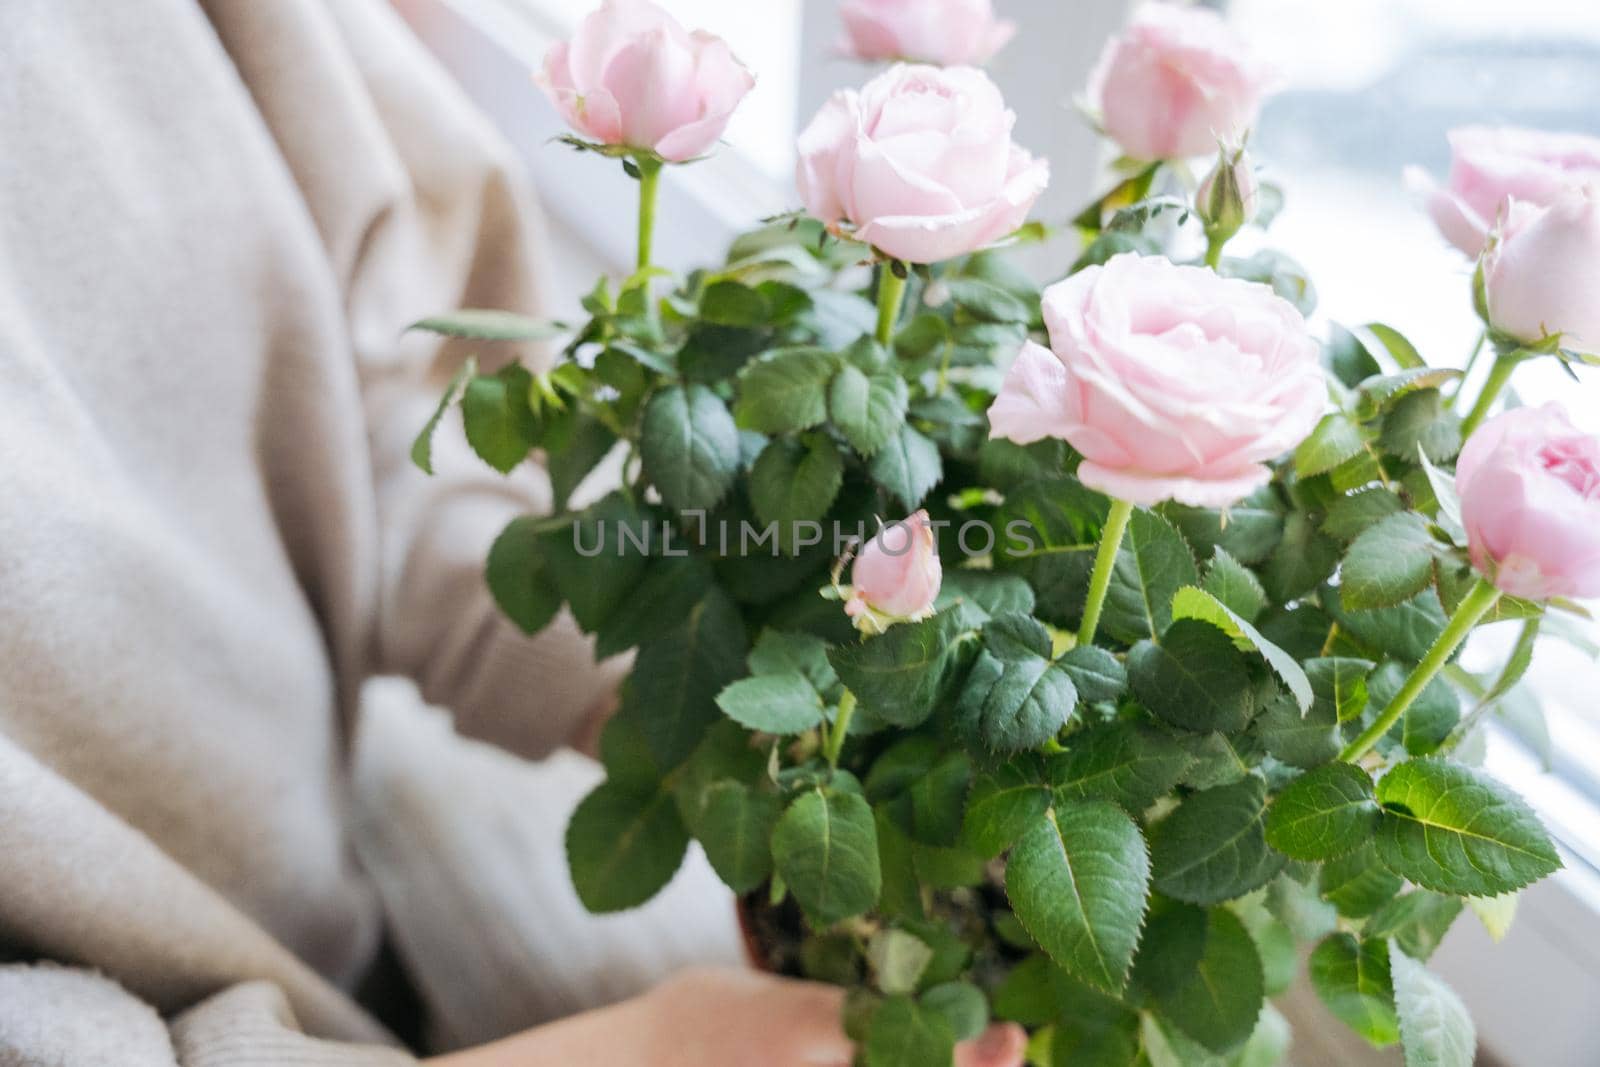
<box><xmin>394</xmin><ymin>1</ymin><xmax>1600</xmax><ymax>1062</ymax></box>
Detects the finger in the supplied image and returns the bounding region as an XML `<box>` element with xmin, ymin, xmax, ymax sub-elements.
<box><xmin>955</xmin><ymin>1022</ymin><xmax>1029</xmax><ymax>1067</ymax></box>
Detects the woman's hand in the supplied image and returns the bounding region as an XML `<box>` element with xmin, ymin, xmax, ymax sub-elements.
<box><xmin>427</xmin><ymin>966</ymin><xmax>1028</xmax><ymax>1067</ymax></box>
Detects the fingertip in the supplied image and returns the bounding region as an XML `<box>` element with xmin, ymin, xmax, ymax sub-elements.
<box><xmin>957</xmin><ymin>1022</ymin><xmax>1029</xmax><ymax>1067</ymax></box>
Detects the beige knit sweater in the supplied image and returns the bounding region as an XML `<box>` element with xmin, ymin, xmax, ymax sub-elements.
<box><xmin>0</xmin><ymin>0</ymin><xmax>625</xmax><ymax>1061</ymax></box>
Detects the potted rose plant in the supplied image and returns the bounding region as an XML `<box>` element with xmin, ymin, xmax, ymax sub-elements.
<box><xmin>411</xmin><ymin>2</ymin><xmax>1600</xmax><ymax>1064</ymax></box>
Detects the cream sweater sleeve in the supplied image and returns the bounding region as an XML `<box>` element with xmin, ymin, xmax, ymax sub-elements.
<box><xmin>204</xmin><ymin>0</ymin><xmax>627</xmax><ymax>759</ymax></box>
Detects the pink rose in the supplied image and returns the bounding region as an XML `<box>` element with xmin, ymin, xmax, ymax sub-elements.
<box><xmin>1481</xmin><ymin>187</ymin><xmax>1600</xmax><ymax>355</ymax></box>
<box><xmin>846</xmin><ymin>511</ymin><xmax>943</xmax><ymax>632</ymax></box>
<box><xmin>1456</xmin><ymin>404</ymin><xmax>1600</xmax><ymax>600</ymax></box>
<box><xmin>796</xmin><ymin>64</ymin><xmax>1049</xmax><ymax>264</ymax></box>
<box><xmin>987</xmin><ymin>253</ymin><xmax>1324</xmax><ymax>508</ymax></box>
<box><xmin>1086</xmin><ymin>4</ymin><xmax>1278</xmax><ymax>162</ymax></box>
<box><xmin>839</xmin><ymin>0</ymin><xmax>1016</xmax><ymax>67</ymax></box>
<box><xmin>538</xmin><ymin>0</ymin><xmax>754</xmax><ymax>163</ymax></box>
<box><xmin>1404</xmin><ymin>125</ymin><xmax>1600</xmax><ymax>256</ymax></box>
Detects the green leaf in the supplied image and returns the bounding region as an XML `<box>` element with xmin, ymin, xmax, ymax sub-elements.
<box><xmin>1048</xmin><ymin>720</ymin><xmax>1192</xmax><ymax>813</ymax></box>
<box><xmin>1320</xmin><ymin>843</ymin><xmax>1403</xmax><ymax>918</ymax></box>
<box><xmin>772</xmin><ymin>788</ymin><xmax>882</xmax><ymax>925</ymax></box>
<box><xmin>411</xmin><ymin>357</ymin><xmax>476</xmax><ymax>474</ymax></box>
<box><xmin>1309</xmin><ymin>933</ymin><xmax>1399</xmax><ymax>1047</ymax></box>
<box><xmin>699</xmin><ymin>279</ymin><xmax>770</xmax><ymax>326</ymax></box>
<box><xmin>1151</xmin><ymin>777</ymin><xmax>1284</xmax><ymax>904</ymax></box>
<box><xmin>864</xmin><ymin>995</ymin><xmax>956</xmax><ymax>1067</ymax></box>
<box><xmin>693</xmin><ymin>781</ymin><xmax>780</xmax><ymax>894</ymax></box>
<box><xmin>1057</xmin><ymin>645</ymin><xmax>1128</xmax><ymax>704</ymax></box>
<box><xmin>1340</xmin><ymin>513</ymin><xmax>1443</xmax><ymax>611</ymax></box>
<box><xmin>1153</xmin><ymin>907</ymin><xmax>1265</xmax><ymax>1053</ymax></box>
<box><xmin>1366</xmin><ymin>891</ymin><xmax>1464</xmax><ymax>962</ymax></box>
<box><xmin>485</xmin><ymin>516</ymin><xmax>562</xmax><ymax>635</ymax></box>
<box><xmin>921</xmin><ymin>982</ymin><xmax>988</xmax><ymax>1042</ymax></box>
<box><xmin>1265</xmin><ymin>763</ymin><xmax>1379</xmax><ymax>860</ymax></box>
<box><xmin>594</xmin><ymin>553</ymin><xmax>716</xmax><ymax>658</ymax></box>
<box><xmin>1356</xmin><ymin>366</ymin><xmax>1463</xmax><ymax>419</ymax></box>
<box><xmin>1373</xmin><ymin>758</ymin><xmax>1561</xmax><ymax>896</ymax></box>
<box><xmin>1326</xmin><ymin>586</ymin><xmax>1448</xmax><ymax>665</ymax></box>
<box><xmin>615</xmin><ymin>588</ymin><xmax>748</xmax><ymax>770</ymax></box>
<box><xmin>747</xmin><ymin>433</ymin><xmax>844</xmax><ymax>527</ymax></box>
<box><xmin>1295</xmin><ymin>413</ymin><xmax>1368</xmax><ymax>478</ymax></box>
<box><xmin>1307</xmin><ymin>657</ymin><xmax>1374</xmax><ymax>723</ymax></box>
<box><xmin>565</xmin><ymin>779</ymin><xmax>689</xmax><ymax>912</ymax></box>
<box><xmin>715</xmin><ymin>673</ymin><xmax>825</xmax><ymax>735</ymax></box>
<box><xmin>1390</xmin><ymin>946</ymin><xmax>1476</xmax><ymax>1067</ymax></box>
<box><xmin>830</xmin><ymin>362</ymin><xmax>909</xmax><ymax>457</ymax></box>
<box><xmin>462</xmin><ymin>365</ymin><xmax>541</xmax><ymax>473</ymax></box>
<box><xmin>1171</xmin><ymin>586</ymin><xmax>1313</xmax><ymax>715</ymax></box>
<box><xmin>748</xmin><ymin>629</ymin><xmax>838</xmax><ymax>693</ymax></box>
<box><xmin>1102</xmin><ymin>509</ymin><xmax>1200</xmax><ymax>643</ymax></box>
<box><xmin>943</xmin><ymin>276</ymin><xmax>1033</xmax><ymax>323</ymax></box>
<box><xmin>734</xmin><ymin>347</ymin><xmax>837</xmax><ymax>433</ymax></box>
<box><xmin>1380</xmin><ymin>388</ymin><xmax>1462</xmax><ymax>464</ymax></box>
<box><xmin>1366</xmin><ymin>662</ymin><xmax>1460</xmax><ymax>756</ymax></box>
<box><xmin>408</xmin><ymin>308</ymin><xmax>566</xmax><ymax>341</ymax></box>
<box><xmin>1005</xmin><ymin>804</ymin><xmax>1151</xmax><ymax>993</ymax></box>
<box><xmin>956</xmin><ymin>649</ymin><xmax>1079</xmax><ymax>754</ymax></box>
<box><xmin>1128</xmin><ymin>899</ymin><xmax>1207</xmax><ymax>1001</ymax></box>
<box><xmin>829</xmin><ymin>609</ymin><xmax>965</xmax><ymax>729</ymax></box>
<box><xmin>1252</xmin><ymin>686</ymin><xmax>1340</xmax><ymax>770</ymax></box>
<box><xmin>1202</xmin><ymin>548</ymin><xmax>1267</xmax><ymax>622</ymax></box>
<box><xmin>993</xmin><ymin>478</ymin><xmax>1106</xmax><ymax>627</ymax></box>
<box><xmin>1467</xmin><ymin>892</ymin><xmax>1518</xmax><ymax>942</ymax></box>
<box><xmin>868</xmin><ymin>929</ymin><xmax>935</xmax><ymax>996</ymax></box>
<box><xmin>543</xmin><ymin>408</ymin><xmax>617</xmax><ymax>511</ymax></box>
<box><xmin>1163</xmin><ymin>500</ymin><xmax>1284</xmax><ymax>567</ymax></box>
<box><xmin>869</xmin><ymin>424</ymin><xmax>944</xmax><ymax>512</ymax></box>
<box><xmin>640</xmin><ymin>384</ymin><xmax>741</xmax><ymax>513</ymax></box>
<box><xmin>1128</xmin><ymin>620</ymin><xmax>1256</xmax><ymax>735</ymax></box>
<box><xmin>1261</xmin><ymin>511</ymin><xmax>1341</xmax><ymax>603</ymax></box>
<box><xmin>1322</xmin><ymin>487</ymin><xmax>1406</xmax><ymax>541</ymax></box>
<box><xmin>539</xmin><ymin>493</ymin><xmax>650</xmax><ymax>632</ymax></box>
<box><xmin>963</xmin><ymin>757</ymin><xmax>1052</xmax><ymax>858</ymax></box>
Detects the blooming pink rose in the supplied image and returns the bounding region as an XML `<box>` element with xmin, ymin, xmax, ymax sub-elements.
<box><xmin>988</xmin><ymin>253</ymin><xmax>1324</xmax><ymax>508</ymax></box>
<box><xmin>1404</xmin><ymin>125</ymin><xmax>1600</xmax><ymax>256</ymax></box>
<box><xmin>796</xmin><ymin>64</ymin><xmax>1049</xmax><ymax>264</ymax></box>
<box><xmin>839</xmin><ymin>0</ymin><xmax>1015</xmax><ymax>67</ymax></box>
<box><xmin>846</xmin><ymin>511</ymin><xmax>942</xmax><ymax>632</ymax></box>
<box><xmin>1456</xmin><ymin>404</ymin><xmax>1600</xmax><ymax>600</ymax></box>
<box><xmin>538</xmin><ymin>0</ymin><xmax>754</xmax><ymax>163</ymax></box>
<box><xmin>1481</xmin><ymin>187</ymin><xmax>1600</xmax><ymax>355</ymax></box>
<box><xmin>1086</xmin><ymin>4</ymin><xmax>1278</xmax><ymax>162</ymax></box>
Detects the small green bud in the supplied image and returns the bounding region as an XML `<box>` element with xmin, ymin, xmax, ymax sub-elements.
<box><xmin>1196</xmin><ymin>145</ymin><xmax>1260</xmax><ymax>243</ymax></box>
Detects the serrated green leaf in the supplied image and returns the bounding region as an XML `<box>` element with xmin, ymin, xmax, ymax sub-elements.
<box><xmin>829</xmin><ymin>609</ymin><xmax>966</xmax><ymax>729</ymax></box>
<box><xmin>830</xmin><ymin>362</ymin><xmax>909</xmax><ymax>457</ymax></box>
<box><xmin>1467</xmin><ymin>892</ymin><xmax>1518</xmax><ymax>942</ymax></box>
<box><xmin>715</xmin><ymin>672</ymin><xmax>825</xmax><ymax>735</ymax></box>
<box><xmin>747</xmin><ymin>433</ymin><xmax>844</xmax><ymax>527</ymax></box>
<box><xmin>693</xmin><ymin>780</ymin><xmax>780</xmax><ymax>894</ymax></box>
<box><xmin>1171</xmin><ymin>586</ymin><xmax>1312</xmax><ymax>715</ymax></box>
<box><xmin>594</xmin><ymin>553</ymin><xmax>715</xmax><ymax>657</ymax></box>
<box><xmin>1390</xmin><ymin>945</ymin><xmax>1476</xmax><ymax>1067</ymax></box>
<box><xmin>462</xmin><ymin>365</ymin><xmax>541</xmax><ymax>473</ymax></box>
<box><xmin>993</xmin><ymin>478</ymin><xmax>1106</xmax><ymax>627</ymax></box>
<box><xmin>748</xmin><ymin>628</ymin><xmax>838</xmax><ymax>693</ymax></box>
<box><xmin>1128</xmin><ymin>619</ymin><xmax>1256</xmax><ymax>735</ymax></box>
<box><xmin>1151</xmin><ymin>776</ymin><xmax>1284</xmax><ymax>904</ymax></box>
<box><xmin>1163</xmin><ymin>501</ymin><xmax>1284</xmax><ymax>567</ymax></box>
<box><xmin>1048</xmin><ymin>720</ymin><xmax>1192</xmax><ymax>813</ymax></box>
<box><xmin>1380</xmin><ymin>388</ymin><xmax>1462</xmax><ymax>464</ymax></box>
<box><xmin>1322</xmin><ymin>487</ymin><xmax>1405</xmax><ymax>541</ymax></box>
<box><xmin>1005</xmin><ymin>804</ymin><xmax>1151</xmax><ymax>993</ymax></box>
<box><xmin>734</xmin><ymin>347</ymin><xmax>837</xmax><ymax>433</ymax></box>
<box><xmin>1319</xmin><ymin>843</ymin><xmax>1403</xmax><ymax>918</ymax></box>
<box><xmin>698</xmin><ymin>279</ymin><xmax>769</xmax><ymax>326</ymax></box>
<box><xmin>565</xmin><ymin>779</ymin><xmax>688</xmax><ymax>912</ymax></box>
<box><xmin>1340</xmin><ymin>512</ymin><xmax>1443</xmax><ymax>611</ymax></box>
<box><xmin>1373</xmin><ymin>758</ymin><xmax>1561</xmax><ymax>896</ymax></box>
<box><xmin>921</xmin><ymin>982</ymin><xmax>988</xmax><ymax>1042</ymax></box>
<box><xmin>409</xmin><ymin>308</ymin><xmax>566</xmax><ymax>341</ymax></box>
<box><xmin>1202</xmin><ymin>548</ymin><xmax>1267</xmax><ymax>622</ymax></box>
<box><xmin>1306</xmin><ymin>657</ymin><xmax>1374</xmax><ymax>723</ymax></box>
<box><xmin>1309</xmin><ymin>933</ymin><xmax>1399</xmax><ymax>1046</ymax></box>
<box><xmin>957</xmin><ymin>650</ymin><xmax>1078</xmax><ymax>754</ymax></box>
<box><xmin>640</xmin><ymin>384</ymin><xmax>741</xmax><ymax>513</ymax></box>
<box><xmin>1366</xmin><ymin>891</ymin><xmax>1463</xmax><ymax>961</ymax></box>
<box><xmin>540</xmin><ymin>493</ymin><xmax>651</xmax><ymax>632</ymax></box>
<box><xmin>963</xmin><ymin>757</ymin><xmax>1052</xmax><ymax>858</ymax></box>
<box><xmin>411</xmin><ymin>357</ymin><xmax>476</xmax><ymax>474</ymax></box>
<box><xmin>772</xmin><ymin>788</ymin><xmax>881</xmax><ymax>925</ymax></box>
<box><xmin>1103</xmin><ymin>509</ymin><xmax>1200</xmax><ymax>643</ymax></box>
<box><xmin>864</xmin><ymin>995</ymin><xmax>956</xmax><ymax>1067</ymax></box>
<box><xmin>1265</xmin><ymin>763</ymin><xmax>1379</xmax><ymax>860</ymax></box>
<box><xmin>1057</xmin><ymin>645</ymin><xmax>1128</xmax><ymax>704</ymax></box>
<box><xmin>1153</xmin><ymin>907</ymin><xmax>1265</xmax><ymax>1053</ymax></box>
<box><xmin>869</xmin><ymin>424</ymin><xmax>944</xmax><ymax>511</ymax></box>
<box><xmin>485</xmin><ymin>515</ymin><xmax>562</xmax><ymax>635</ymax></box>
<box><xmin>1366</xmin><ymin>661</ymin><xmax>1460</xmax><ymax>756</ymax></box>
<box><xmin>1296</xmin><ymin>413</ymin><xmax>1368</xmax><ymax>478</ymax></box>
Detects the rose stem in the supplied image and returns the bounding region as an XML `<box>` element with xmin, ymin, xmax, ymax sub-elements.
<box><xmin>1460</xmin><ymin>349</ymin><xmax>1522</xmax><ymax>437</ymax></box>
<box><xmin>875</xmin><ymin>264</ymin><xmax>908</xmax><ymax>347</ymax></box>
<box><xmin>824</xmin><ymin>689</ymin><xmax>857</xmax><ymax>770</ymax></box>
<box><xmin>1203</xmin><ymin>232</ymin><xmax>1228</xmax><ymax>270</ymax></box>
<box><xmin>1340</xmin><ymin>576</ymin><xmax>1501</xmax><ymax>763</ymax></box>
<box><xmin>635</xmin><ymin>156</ymin><xmax>663</xmax><ymax>271</ymax></box>
<box><xmin>1077</xmin><ymin>498</ymin><xmax>1135</xmax><ymax>648</ymax></box>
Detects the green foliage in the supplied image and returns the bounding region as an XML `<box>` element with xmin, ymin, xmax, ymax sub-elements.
<box><xmin>1309</xmin><ymin>933</ymin><xmax>1399</xmax><ymax>1046</ymax></box>
<box><xmin>1265</xmin><ymin>763</ymin><xmax>1378</xmax><ymax>860</ymax></box>
<box><xmin>772</xmin><ymin>788</ymin><xmax>882</xmax><ymax>926</ymax></box>
<box><xmin>565</xmin><ymin>779</ymin><xmax>688</xmax><ymax>912</ymax></box>
<box><xmin>1151</xmin><ymin>776</ymin><xmax>1284</xmax><ymax>904</ymax></box>
<box><xmin>1390</xmin><ymin>945</ymin><xmax>1476</xmax><ymax>1067</ymax></box>
<box><xmin>1128</xmin><ymin>619</ymin><xmax>1256</xmax><ymax>734</ymax></box>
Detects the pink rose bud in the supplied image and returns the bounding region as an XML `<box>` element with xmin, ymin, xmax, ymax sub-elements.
<box><xmin>537</xmin><ymin>0</ymin><xmax>755</xmax><ymax>163</ymax></box>
<box><xmin>1086</xmin><ymin>4</ymin><xmax>1279</xmax><ymax>162</ymax></box>
<box><xmin>846</xmin><ymin>511</ymin><xmax>943</xmax><ymax>633</ymax></box>
<box><xmin>1404</xmin><ymin>126</ymin><xmax>1600</xmax><ymax>257</ymax></box>
<box><xmin>1195</xmin><ymin>144</ymin><xmax>1259</xmax><ymax>241</ymax></box>
<box><xmin>1481</xmin><ymin>187</ymin><xmax>1600</xmax><ymax>355</ymax></box>
<box><xmin>1456</xmin><ymin>403</ymin><xmax>1600</xmax><ymax>600</ymax></box>
<box><xmin>987</xmin><ymin>253</ymin><xmax>1324</xmax><ymax>508</ymax></box>
<box><xmin>796</xmin><ymin>64</ymin><xmax>1049</xmax><ymax>264</ymax></box>
<box><xmin>839</xmin><ymin>0</ymin><xmax>1016</xmax><ymax>67</ymax></box>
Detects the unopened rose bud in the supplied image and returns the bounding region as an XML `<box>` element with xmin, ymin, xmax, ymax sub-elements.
<box><xmin>844</xmin><ymin>511</ymin><xmax>942</xmax><ymax>634</ymax></box>
<box><xmin>1196</xmin><ymin>146</ymin><xmax>1259</xmax><ymax>243</ymax></box>
<box><xmin>1481</xmin><ymin>187</ymin><xmax>1600</xmax><ymax>354</ymax></box>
